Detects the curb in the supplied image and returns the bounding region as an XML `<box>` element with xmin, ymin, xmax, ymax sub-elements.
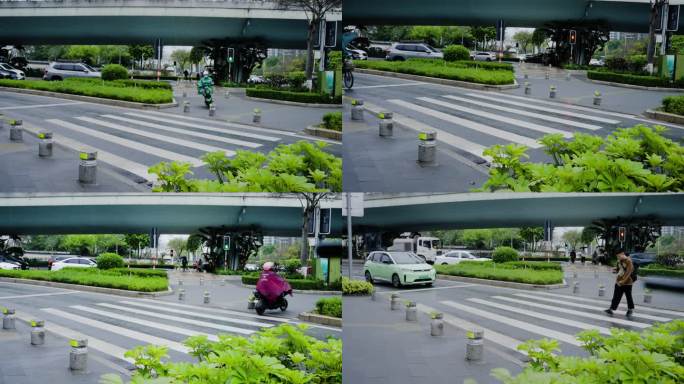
<box><xmin>586</xmin><ymin>79</ymin><xmax>684</xmax><ymax>92</ymax></box>
<box><xmin>304</xmin><ymin>125</ymin><xmax>342</xmax><ymax>141</ymax></box>
<box><xmin>0</xmin><ymin>276</ymin><xmax>173</xmax><ymax>297</ymax></box>
<box><xmin>437</xmin><ymin>274</ymin><xmax>568</xmax><ymax>290</ymax></box>
<box><xmin>298</xmin><ymin>312</ymin><xmax>342</xmax><ymax>327</ymax></box>
<box><xmin>244</xmin><ymin>95</ymin><xmax>342</xmax><ymax>108</ymax></box>
<box><xmin>0</xmin><ymin>86</ymin><xmax>178</xmax><ymax>109</ymax></box>
<box><xmin>644</xmin><ymin>109</ymin><xmax>684</xmax><ymax>125</ymax></box>
<box><xmin>240</xmin><ymin>283</ymin><xmax>341</xmax><ymax>295</ymax></box>
<box><xmin>355</xmin><ymin>68</ymin><xmax>519</xmax><ymax>90</ymax></box>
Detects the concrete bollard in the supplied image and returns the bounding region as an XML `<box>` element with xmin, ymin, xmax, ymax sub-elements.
<box><xmin>390</xmin><ymin>293</ymin><xmax>401</xmax><ymax>310</ymax></box>
<box><xmin>248</xmin><ymin>297</ymin><xmax>256</xmax><ymax>309</ymax></box>
<box><xmin>203</xmin><ymin>290</ymin><xmax>210</xmax><ymax>304</ymax></box>
<box><xmin>598</xmin><ymin>285</ymin><xmax>605</xmax><ymax>297</ymax></box>
<box><xmin>220</xmin><ymin>278</ymin><xmax>226</xmax><ymax>286</ymax></box>
<box><xmin>370</xmin><ymin>288</ymin><xmax>376</xmax><ymax>301</ymax></box>
<box><xmin>405</xmin><ymin>301</ymin><xmax>417</xmax><ymax>321</ymax></box>
<box><xmin>573</xmin><ymin>281</ymin><xmax>580</xmax><ymax>294</ymax></box>
<box><xmin>594</xmin><ymin>270</ymin><xmax>599</xmax><ymax>279</ymax></box>
<box><xmin>417</xmin><ymin>130</ymin><xmax>437</xmax><ymax>166</ymax></box>
<box><xmin>430</xmin><ymin>313</ymin><xmax>444</xmax><ymax>336</ymax></box>
<box><xmin>465</xmin><ymin>329</ymin><xmax>484</xmax><ymax>362</ymax></box>
<box><xmin>30</xmin><ymin>320</ymin><xmax>45</xmax><ymax>346</ymax></box>
<box><xmin>78</xmin><ymin>150</ymin><xmax>97</xmax><ymax>184</ymax></box>
<box><xmin>69</xmin><ymin>338</ymin><xmax>88</xmax><ymax>372</ymax></box>
<box><xmin>573</xmin><ymin>271</ymin><xmax>578</xmax><ymax>279</ymax></box>
<box><xmin>524</xmin><ymin>82</ymin><xmax>531</xmax><ymax>95</ymax></box>
<box><xmin>178</xmin><ymin>279</ymin><xmax>183</xmax><ymax>286</ymax></box>
<box><xmin>38</xmin><ymin>131</ymin><xmax>53</xmax><ymax>158</ymax></box>
<box><xmin>378</xmin><ymin>112</ymin><xmax>393</xmax><ymax>137</ymax></box>
<box><xmin>183</xmin><ymin>101</ymin><xmax>190</xmax><ymax>113</ymax></box>
<box><xmin>209</xmin><ymin>104</ymin><xmax>216</xmax><ymax>117</ymax></box>
<box><xmin>178</xmin><ymin>288</ymin><xmax>185</xmax><ymax>301</ymax></box>
<box><xmin>9</xmin><ymin>119</ymin><xmax>23</xmax><ymax>142</ymax></box>
<box><xmin>350</xmin><ymin>99</ymin><xmax>364</xmax><ymax>121</ymax></box>
<box><xmin>2</xmin><ymin>308</ymin><xmax>16</xmax><ymax>330</ymax></box>
<box><xmin>644</xmin><ymin>289</ymin><xmax>652</xmax><ymax>303</ymax></box>
<box><xmin>549</xmin><ymin>85</ymin><xmax>557</xmax><ymax>99</ymax></box>
<box><xmin>182</xmin><ymin>90</ymin><xmax>188</xmax><ymax>98</ymax></box>
<box><xmin>253</xmin><ymin>108</ymin><xmax>261</xmax><ymax>124</ymax></box>
<box><xmin>566</xmin><ymin>72</ymin><xmax>571</xmax><ymax>81</ymax></box>
<box><xmin>545</xmin><ymin>72</ymin><xmax>550</xmax><ymax>80</ymax></box>
<box><xmin>523</xmin><ymin>73</ymin><xmax>528</xmax><ymax>79</ymax></box>
<box><xmin>593</xmin><ymin>91</ymin><xmax>602</xmax><ymax>106</ymax></box>
<box><xmin>0</xmin><ymin>114</ymin><xmax>4</xmax><ymax>129</ymax></box>
<box><xmin>199</xmin><ymin>277</ymin><xmax>204</xmax><ymax>286</ymax></box>
<box><xmin>224</xmin><ymin>91</ymin><xmax>230</xmax><ymax>99</ymax></box>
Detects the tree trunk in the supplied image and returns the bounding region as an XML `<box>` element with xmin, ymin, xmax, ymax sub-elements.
<box><xmin>300</xmin><ymin>207</ymin><xmax>310</xmax><ymax>264</ymax></box>
<box><xmin>647</xmin><ymin>3</ymin><xmax>659</xmax><ymax>73</ymax></box>
<box><xmin>305</xmin><ymin>20</ymin><xmax>316</xmax><ymax>85</ymax></box>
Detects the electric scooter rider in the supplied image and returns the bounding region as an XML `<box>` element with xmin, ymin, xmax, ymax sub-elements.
<box><xmin>197</xmin><ymin>70</ymin><xmax>214</xmax><ymax>107</ymax></box>
<box><xmin>254</xmin><ymin>261</ymin><xmax>292</xmax><ymax>316</ymax></box>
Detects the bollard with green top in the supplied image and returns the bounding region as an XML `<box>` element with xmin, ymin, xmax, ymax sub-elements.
<box><xmin>203</xmin><ymin>290</ymin><xmax>211</xmax><ymax>304</ymax></box>
<box><xmin>524</xmin><ymin>82</ymin><xmax>531</xmax><ymax>95</ymax></box>
<box><xmin>78</xmin><ymin>150</ymin><xmax>97</xmax><ymax>184</ymax></box>
<box><xmin>209</xmin><ymin>103</ymin><xmax>216</xmax><ymax>117</ymax></box>
<box><xmin>351</xmin><ymin>99</ymin><xmax>365</xmax><ymax>121</ymax></box>
<box><xmin>9</xmin><ymin>119</ymin><xmax>22</xmax><ymax>142</ymax></box>
<box><xmin>593</xmin><ymin>90</ymin><xmax>602</xmax><ymax>106</ymax></box>
<box><xmin>465</xmin><ymin>328</ymin><xmax>484</xmax><ymax>361</ymax></box>
<box><xmin>2</xmin><ymin>307</ymin><xmax>15</xmax><ymax>330</ymax></box>
<box><xmin>38</xmin><ymin>131</ymin><xmax>53</xmax><ymax>157</ymax></box>
<box><xmin>30</xmin><ymin>320</ymin><xmax>45</xmax><ymax>345</ymax></box>
<box><xmin>69</xmin><ymin>338</ymin><xmax>88</xmax><ymax>371</ymax></box>
<box><xmin>430</xmin><ymin>312</ymin><xmax>444</xmax><ymax>336</ymax></box>
<box><xmin>417</xmin><ymin>130</ymin><xmax>437</xmax><ymax>166</ymax></box>
<box><xmin>378</xmin><ymin>111</ymin><xmax>393</xmax><ymax>137</ymax></box>
<box><xmin>405</xmin><ymin>301</ymin><xmax>417</xmax><ymax>321</ymax></box>
<box><xmin>549</xmin><ymin>85</ymin><xmax>557</xmax><ymax>99</ymax></box>
<box><xmin>183</xmin><ymin>101</ymin><xmax>190</xmax><ymax>113</ymax></box>
<box><xmin>253</xmin><ymin>108</ymin><xmax>261</xmax><ymax>124</ymax></box>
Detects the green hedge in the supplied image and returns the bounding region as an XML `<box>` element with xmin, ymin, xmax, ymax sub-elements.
<box><xmin>246</xmin><ymin>88</ymin><xmax>341</xmax><ymax>104</ymax></box>
<box><xmin>0</xmin><ymin>79</ymin><xmax>173</xmax><ymax>104</ymax></box>
<box><xmin>443</xmin><ymin>45</ymin><xmax>470</xmax><ymax>62</ymax></box>
<box><xmin>122</xmin><ymin>263</ymin><xmax>175</xmax><ymax>269</ymax></box>
<box><xmin>110</xmin><ymin>268</ymin><xmax>168</xmax><ymax>278</ymax></box>
<box><xmin>0</xmin><ymin>268</ymin><xmax>168</xmax><ymax>292</ymax></box>
<box><xmin>492</xmin><ymin>246</ymin><xmax>519</xmax><ymax>263</ymax></box>
<box><xmin>65</xmin><ymin>77</ymin><xmax>172</xmax><ymax>90</ymax></box>
<box><xmin>315</xmin><ymin>296</ymin><xmax>342</xmax><ymax>318</ymax></box>
<box><xmin>132</xmin><ymin>75</ymin><xmax>179</xmax><ymax>81</ymax></box>
<box><xmin>662</xmin><ymin>95</ymin><xmax>684</xmax><ymax>116</ymax></box>
<box><xmin>353</xmin><ymin>59</ymin><xmax>515</xmax><ymax>85</ymax></box>
<box><xmin>435</xmin><ymin>262</ymin><xmax>563</xmax><ymax>285</ymax></box>
<box><xmin>322</xmin><ymin>112</ymin><xmax>342</xmax><ymax>131</ymax></box>
<box><xmin>241</xmin><ymin>275</ymin><xmax>341</xmax><ymax>291</ymax></box>
<box><xmin>587</xmin><ymin>70</ymin><xmax>681</xmax><ymax>88</ymax></box>
<box><xmin>101</xmin><ymin>64</ymin><xmax>128</xmax><ymax>81</ymax></box>
<box><xmin>503</xmin><ymin>261</ymin><xmax>562</xmax><ymax>271</ymax></box>
<box><xmin>638</xmin><ymin>264</ymin><xmax>684</xmax><ymax>278</ymax></box>
<box><xmin>96</xmin><ymin>253</ymin><xmax>125</xmax><ymax>269</ymax></box>
<box><xmin>342</xmin><ymin>277</ymin><xmax>374</xmax><ymax>295</ymax></box>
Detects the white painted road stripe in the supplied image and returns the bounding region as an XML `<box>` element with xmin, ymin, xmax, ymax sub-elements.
<box><xmin>419</xmin><ymin>96</ymin><xmax>573</xmax><ymax>138</ymax></box>
<box><xmin>46</xmin><ymin>119</ymin><xmax>204</xmax><ymax>166</ymax></box>
<box><xmin>118</xmin><ymin>300</ymin><xmax>273</xmax><ymax>327</ymax></box>
<box><xmin>388</xmin><ymin>99</ymin><xmax>541</xmax><ymax>148</ymax></box>
<box><xmin>441</xmin><ymin>300</ymin><xmax>582</xmax><ymax>346</ymax></box>
<box><xmin>465</xmin><ymin>93</ymin><xmax>621</xmax><ymax>124</ymax></box>
<box><xmin>513</xmin><ymin>293</ymin><xmax>672</xmax><ymax>322</ymax></box>
<box><xmin>125</xmin><ymin>112</ymin><xmax>282</xmax><ymax>142</ymax></box>
<box><xmin>0</xmin><ymin>291</ymin><xmax>79</xmax><ymax>300</ymax></box>
<box><xmin>97</xmin><ymin>302</ymin><xmax>255</xmax><ymax>334</ymax></box>
<box><xmin>135</xmin><ymin>298</ymin><xmax>292</xmax><ymax>323</ymax></box>
<box><xmin>70</xmin><ymin>305</ymin><xmax>218</xmax><ymax>342</ymax></box>
<box><xmin>42</xmin><ymin>307</ymin><xmax>190</xmax><ymax>353</ymax></box>
<box><xmin>443</xmin><ymin>95</ymin><xmax>603</xmax><ymax>130</ymax></box>
<box><xmin>468</xmin><ymin>298</ymin><xmax>613</xmax><ymax>334</ymax></box>
<box><xmin>101</xmin><ymin>114</ymin><xmax>262</xmax><ymax>148</ymax></box>
<box><xmin>353</xmin><ymin>82</ymin><xmax>423</xmax><ymax>89</ymax></box>
<box><xmin>493</xmin><ymin>296</ymin><xmax>652</xmax><ymax>328</ymax></box>
<box><xmin>362</xmin><ymin>101</ymin><xmax>490</xmax><ymax>161</ymax></box>
<box><xmin>0</xmin><ymin>102</ymin><xmax>84</xmax><ymax>110</ymax></box>
<box><xmin>75</xmin><ymin>116</ymin><xmax>236</xmax><ymax>157</ymax></box>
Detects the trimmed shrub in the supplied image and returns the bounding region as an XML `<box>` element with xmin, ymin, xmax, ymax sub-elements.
<box><xmin>315</xmin><ymin>296</ymin><xmax>342</xmax><ymax>318</ymax></box>
<box><xmin>662</xmin><ymin>95</ymin><xmax>684</xmax><ymax>115</ymax></box>
<box><xmin>605</xmin><ymin>57</ymin><xmax>629</xmax><ymax>72</ymax></box>
<box><xmin>492</xmin><ymin>246</ymin><xmax>519</xmax><ymax>263</ymax></box>
<box><xmin>283</xmin><ymin>258</ymin><xmax>302</xmax><ymax>275</ymax></box>
<box><xmin>96</xmin><ymin>253</ymin><xmax>125</xmax><ymax>269</ymax></box>
<box><xmin>241</xmin><ymin>275</ymin><xmax>341</xmax><ymax>291</ymax></box>
<box><xmin>0</xmin><ymin>268</ymin><xmax>168</xmax><ymax>292</ymax></box>
<box><xmin>264</xmin><ymin>73</ymin><xmax>289</xmax><ymax>88</ymax></box>
<box><xmin>110</xmin><ymin>268</ymin><xmax>168</xmax><ymax>278</ymax></box>
<box><xmin>342</xmin><ymin>277</ymin><xmax>374</xmax><ymax>295</ymax></box>
<box><xmin>628</xmin><ymin>54</ymin><xmax>648</xmax><ymax>73</ymax></box>
<box><xmin>435</xmin><ymin>263</ymin><xmax>563</xmax><ymax>285</ymax></box>
<box><xmin>503</xmin><ymin>261</ymin><xmax>562</xmax><ymax>271</ymax></box>
<box><xmin>246</xmin><ymin>88</ymin><xmax>341</xmax><ymax>104</ymax></box>
<box><xmin>287</xmin><ymin>71</ymin><xmax>307</xmax><ymax>90</ymax></box>
<box><xmin>587</xmin><ymin>70</ymin><xmax>675</xmax><ymax>88</ymax></box>
<box><xmin>442</xmin><ymin>45</ymin><xmax>470</xmax><ymax>62</ymax></box>
<box><xmin>101</xmin><ymin>64</ymin><xmax>129</xmax><ymax>81</ymax></box>
<box><xmin>655</xmin><ymin>252</ymin><xmax>683</xmax><ymax>268</ymax></box>
<box><xmin>327</xmin><ymin>50</ymin><xmax>343</xmax><ymax>70</ymax></box>
<box><xmin>131</xmin><ymin>75</ymin><xmax>179</xmax><ymax>81</ymax></box>
<box><xmin>322</xmin><ymin>111</ymin><xmax>342</xmax><ymax>131</ymax></box>
<box><xmin>353</xmin><ymin>59</ymin><xmax>515</xmax><ymax>85</ymax></box>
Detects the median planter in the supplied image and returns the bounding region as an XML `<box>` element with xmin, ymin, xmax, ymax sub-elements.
<box><xmin>304</xmin><ymin>125</ymin><xmax>342</xmax><ymax>141</ymax></box>
<box><xmin>298</xmin><ymin>312</ymin><xmax>342</xmax><ymax>327</ymax></box>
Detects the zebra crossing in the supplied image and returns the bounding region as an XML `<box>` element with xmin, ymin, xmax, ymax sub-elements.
<box><xmin>417</xmin><ymin>290</ymin><xmax>683</xmax><ymax>358</ymax></box>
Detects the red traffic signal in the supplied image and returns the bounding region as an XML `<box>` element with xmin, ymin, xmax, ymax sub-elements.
<box><xmin>569</xmin><ymin>30</ymin><xmax>577</xmax><ymax>44</ymax></box>
<box><xmin>618</xmin><ymin>227</ymin><xmax>626</xmax><ymax>243</ymax></box>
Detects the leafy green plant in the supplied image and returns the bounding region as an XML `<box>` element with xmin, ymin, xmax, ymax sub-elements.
<box><xmin>96</xmin><ymin>253</ymin><xmax>125</xmax><ymax>269</ymax></box>
<box><xmin>442</xmin><ymin>44</ymin><xmax>470</xmax><ymax>62</ymax></box>
<box><xmin>435</xmin><ymin>262</ymin><xmax>563</xmax><ymax>285</ymax></box>
<box><xmin>662</xmin><ymin>95</ymin><xmax>684</xmax><ymax>115</ymax></box>
<box><xmin>322</xmin><ymin>112</ymin><xmax>342</xmax><ymax>132</ymax></box>
<box><xmin>588</xmin><ymin>70</ymin><xmax>678</xmax><ymax>88</ymax></box>
<box><xmin>353</xmin><ymin>59</ymin><xmax>515</xmax><ymax>85</ymax></box>
<box><xmin>492</xmin><ymin>246</ymin><xmax>519</xmax><ymax>263</ymax></box>
<box><xmin>283</xmin><ymin>258</ymin><xmax>303</xmax><ymax>275</ymax></box>
<box><xmin>315</xmin><ymin>297</ymin><xmax>342</xmax><ymax>318</ymax></box>
<box><xmin>341</xmin><ymin>277</ymin><xmax>374</xmax><ymax>295</ymax></box>
<box><xmin>101</xmin><ymin>64</ymin><xmax>129</xmax><ymax>81</ymax></box>
<box><xmin>0</xmin><ymin>268</ymin><xmax>168</xmax><ymax>292</ymax></box>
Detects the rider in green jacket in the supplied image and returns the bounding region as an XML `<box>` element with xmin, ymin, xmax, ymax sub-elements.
<box><xmin>197</xmin><ymin>70</ymin><xmax>214</xmax><ymax>107</ymax></box>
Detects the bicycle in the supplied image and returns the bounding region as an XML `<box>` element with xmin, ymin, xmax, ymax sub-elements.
<box><xmin>343</xmin><ymin>57</ymin><xmax>354</xmax><ymax>89</ymax></box>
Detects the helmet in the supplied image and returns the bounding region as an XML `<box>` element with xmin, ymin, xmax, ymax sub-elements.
<box><xmin>262</xmin><ymin>261</ymin><xmax>274</xmax><ymax>271</ymax></box>
<box><xmin>203</xmin><ymin>70</ymin><xmax>209</xmax><ymax>76</ymax></box>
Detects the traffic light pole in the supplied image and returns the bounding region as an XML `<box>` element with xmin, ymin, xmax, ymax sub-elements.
<box><xmin>346</xmin><ymin>192</ymin><xmax>353</xmax><ymax>279</ymax></box>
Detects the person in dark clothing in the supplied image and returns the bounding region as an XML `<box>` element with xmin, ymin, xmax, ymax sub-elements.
<box><xmin>580</xmin><ymin>251</ymin><xmax>586</xmax><ymax>264</ymax></box>
<box><xmin>605</xmin><ymin>249</ymin><xmax>635</xmax><ymax>317</ymax></box>
<box><xmin>183</xmin><ymin>69</ymin><xmax>189</xmax><ymax>81</ymax></box>
<box><xmin>570</xmin><ymin>250</ymin><xmax>576</xmax><ymax>264</ymax></box>
<box><xmin>181</xmin><ymin>256</ymin><xmax>188</xmax><ymax>271</ymax></box>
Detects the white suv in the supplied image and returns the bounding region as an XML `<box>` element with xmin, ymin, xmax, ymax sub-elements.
<box><xmin>0</xmin><ymin>63</ymin><xmax>25</xmax><ymax>80</ymax></box>
<box><xmin>51</xmin><ymin>257</ymin><xmax>96</xmax><ymax>271</ymax></box>
<box><xmin>43</xmin><ymin>62</ymin><xmax>101</xmax><ymax>81</ymax></box>
<box><xmin>386</xmin><ymin>43</ymin><xmax>443</xmax><ymax>61</ymax></box>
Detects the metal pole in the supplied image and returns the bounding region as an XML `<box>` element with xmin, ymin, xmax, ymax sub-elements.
<box><xmin>318</xmin><ymin>19</ymin><xmax>326</xmax><ymax>72</ymax></box>
<box><xmin>346</xmin><ymin>193</ymin><xmax>353</xmax><ymax>278</ymax></box>
<box><xmin>661</xmin><ymin>3</ymin><xmax>669</xmax><ymax>56</ymax></box>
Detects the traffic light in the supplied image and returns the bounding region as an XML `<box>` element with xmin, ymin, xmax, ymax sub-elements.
<box><xmin>618</xmin><ymin>227</ymin><xmax>626</xmax><ymax>243</ymax></box>
<box><xmin>569</xmin><ymin>30</ymin><xmax>577</xmax><ymax>45</ymax></box>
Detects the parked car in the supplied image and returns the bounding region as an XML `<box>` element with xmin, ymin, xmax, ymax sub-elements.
<box><xmin>434</xmin><ymin>251</ymin><xmax>489</xmax><ymax>265</ymax></box>
<box><xmin>386</xmin><ymin>42</ymin><xmax>443</xmax><ymax>61</ymax></box>
<box><xmin>589</xmin><ymin>58</ymin><xmax>605</xmax><ymax>66</ymax></box>
<box><xmin>364</xmin><ymin>251</ymin><xmax>436</xmax><ymax>288</ymax></box>
<box><xmin>347</xmin><ymin>45</ymin><xmax>368</xmax><ymax>60</ymax></box>
<box><xmin>0</xmin><ymin>62</ymin><xmax>25</xmax><ymax>79</ymax></box>
<box><xmin>0</xmin><ymin>260</ymin><xmax>19</xmax><ymax>270</ymax></box>
<box><xmin>473</xmin><ymin>52</ymin><xmax>497</xmax><ymax>62</ymax></box>
<box><xmin>0</xmin><ymin>68</ymin><xmax>19</xmax><ymax>79</ymax></box>
<box><xmin>51</xmin><ymin>257</ymin><xmax>96</xmax><ymax>271</ymax></box>
<box><xmin>247</xmin><ymin>74</ymin><xmax>264</xmax><ymax>84</ymax></box>
<box><xmin>630</xmin><ymin>252</ymin><xmax>657</xmax><ymax>267</ymax></box>
<box><xmin>43</xmin><ymin>62</ymin><xmax>101</xmax><ymax>81</ymax></box>
<box><xmin>47</xmin><ymin>255</ymin><xmax>71</xmax><ymax>270</ymax></box>
<box><xmin>0</xmin><ymin>254</ymin><xmax>28</xmax><ymax>270</ymax></box>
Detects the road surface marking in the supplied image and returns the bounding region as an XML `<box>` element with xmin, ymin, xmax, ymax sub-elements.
<box><xmin>362</xmin><ymin>101</ymin><xmax>491</xmax><ymax>161</ymax></box>
<box><xmin>140</xmin><ymin>110</ymin><xmax>300</xmax><ymax>136</ymax></box>
<box><xmin>42</xmin><ymin>307</ymin><xmax>191</xmax><ymax>353</ymax></box>
<box><xmin>468</xmin><ymin>298</ymin><xmax>613</xmax><ymax>334</ymax></box>
<box><xmin>513</xmin><ymin>293</ymin><xmax>672</xmax><ymax>322</ymax></box>
<box><xmin>125</xmin><ymin>112</ymin><xmax>282</xmax><ymax>141</ymax></box>
<box><xmin>492</xmin><ymin>296</ymin><xmax>652</xmax><ymax>328</ymax></box>
<box><xmin>388</xmin><ymin>99</ymin><xmax>541</xmax><ymax>148</ymax></box>
<box><xmin>0</xmin><ymin>102</ymin><xmax>84</xmax><ymax>110</ymax></box>
<box><xmin>0</xmin><ymin>291</ymin><xmax>79</xmax><ymax>300</ymax></box>
<box><xmin>465</xmin><ymin>93</ymin><xmax>621</xmax><ymax>124</ymax></box>
<box><xmin>353</xmin><ymin>82</ymin><xmax>423</xmax><ymax>89</ymax></box>
<box><xmin>101</xmin><ymin>114</ymin><xmax>262</xmax><ymax>148</ymax></box>
<box><xmin>386</xmin><ymin>283</ymin><xmax>476</xmax><ymax>294</ymax></box>
<box><xmin>443</xmin><ymin>95</ymin><xmax>603</xmax><ymax>130</ymax></box>
<box><xmin>134</xmin><ymin>298</ymin><xmax>292</xmax><ymax>323</ymax></box>
<box><xmin>119</xmin><ymin>300</ymin><xmax>273</xmax><ymax>327</ymax></box>
<box><xmin>75</xmin><ymin>116</ymin><xmax>237</xmax><ymax>156</ymax></box>
<box><xmin>70</xmin><ymin>305</ymin><xmax>221</xmax><ymax>342</ymax></box>
<box><xmin>419</xmin><ymin>96</ymin><xmax>573</xmax><ymax>138</ymax></box>
<box><xmin>46</xmin><ymin>119</ymin><xmax>204</xmax><ymax>166</ymax></box>
<box><xmin>441</xmin><ymin>300</ymin><xmax>582</xmax><ymax>346</ymax></box>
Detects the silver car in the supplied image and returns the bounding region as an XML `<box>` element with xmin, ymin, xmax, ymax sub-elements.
<box><xmin>473</xmin><ymin>52</ymin><xmax>497</xmax><ymax>62</ymax></box>
<box><xmin>386</xmin><ymin>43</ymin><xmax>443</xmax><ymax>61</ymax></box>
<box><xmin>43</xmin><ymin>62</ymin><xmax>101</xmax><ymax>81</ymax></box>
<box><xmin>0</xmin><ymin>63</ymin><xmax>25</xmax><ymax>80</ymax></box>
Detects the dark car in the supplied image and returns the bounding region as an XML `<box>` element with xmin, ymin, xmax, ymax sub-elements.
<box><xmin>630</xmin><ymin>252</ymin><xmax>657</xmax><ymax>267</ymax></box>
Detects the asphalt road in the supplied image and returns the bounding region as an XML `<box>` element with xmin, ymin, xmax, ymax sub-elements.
<box><xmin>343</xmin><ymin>67</ymin><xmax>684</xmax><ymax>192</ymax></box>
<box><xmin>0</xmin><ymin>87</ymin><xmax>341</xmax><ymax>192</ymax></box>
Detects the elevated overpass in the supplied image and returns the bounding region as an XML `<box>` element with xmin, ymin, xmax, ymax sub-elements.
<box><xmin>0</xmin><ymin>0</ymin><xmax>342</xmax><ymax>48</ymax></box>
<box><xmin>344</xmin><ymin>0</ymin><xmax>683</xmax><ymax>33</ymax></box>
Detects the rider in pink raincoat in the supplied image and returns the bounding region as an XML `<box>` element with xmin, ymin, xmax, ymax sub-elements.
<box><xmin>256</xmin><ymin>262</ymin><xmax>292</xmax><ymax>304</ymax></box>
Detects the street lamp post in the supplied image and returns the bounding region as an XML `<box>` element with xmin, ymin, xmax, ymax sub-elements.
<box><xmin>346</xmin><ymin>192</ymin><xmax>353</xmax><ymax>278</ymax></box>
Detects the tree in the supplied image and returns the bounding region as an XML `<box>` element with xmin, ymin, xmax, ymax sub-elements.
<box><xmin>170</xmin><ymin>50</ymin><xmax>191</xmax><ymax>71</ymax></box>
<box><xmin>128</xmin><ymin>45</ymin><xmax>154</xmax><ymax>69</ymax></box>
<box><xmin>531</xmin><ymin>28</ymin><xmax>548</xmax><ymax>53</ymax></box>
<box><xmin>366</xmin><ymin>25</ymin><xmax>411</xmax><ymax>42</ymax></box>
<box><xmin>124</xmin><ymin>234</ymin><xmax>149</xmax><ymax>258</ymax></box>
<box><xmin>167</xmin><ymin>237</ymin><xmax>188</xmax><ymax>259</ymax></box>
<box><xmin>470</xmin><ymin>26</ymin><xmax>496</xmax><ymax>51</ymax></box>
<box><xmin>65</xmin><ymin>45</ymin><xmax>100</xmax><ymax>65</ymax></box>
<box><xmin>519</xmin><ymin>227</ymin><xmax>544</xmax><ymax>251</ymax></box>
<box><xmin>562</xmin><ymin>230</ymin><xmax>583</xmax><ymax>251</ymax></box>
<box><xmin>513</xmin><ymin>31</ymin><xmax>533</xmax><ymax>54</ymax></box>
<box><xmin>186</xmin><ymin>234</ymin><xmax>204</xmax><ymax>258</ymax></box>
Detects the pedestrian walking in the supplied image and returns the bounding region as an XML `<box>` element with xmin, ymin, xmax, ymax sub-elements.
<box><xmin>580</xmin><ymin>251</ymin><xmax>586</xmax><ymax>264</ymax></box>
<box><xmin>181</xmin><ymin>256</ymin><xmax>188</xmax><ymax>271</ymax></box>
<box><xmin>183</xmin><ymin>69</ymin><xmax>189</xmax><ymax>81</ymax></box>
<box><xmin>605</xmin><ymin>249</ymin><xmax>635</xmax><ymax>317</ymax></box>
<box><xmin>570</xmin><ymin>250</ymin><xmax>576</xmax><ymax>264</ymax></box>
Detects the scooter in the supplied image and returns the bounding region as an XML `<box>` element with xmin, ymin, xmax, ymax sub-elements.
<box><xmin>253</xmin><ymin>270</ymin><xmax>293</xmax><ymax>316</ymax></box>
<box><xmin>198</xmin><ymin>85</ymin><xmax>213</xmax><ymax>107</ymax></box>
<box><xmin>253</xmin><ymin>290</ymin><xmax>291</xmax><ymax>316</ymax></box>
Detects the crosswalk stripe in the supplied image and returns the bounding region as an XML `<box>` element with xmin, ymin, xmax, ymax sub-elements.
<box><xmin>441</xmin><ymin>300</ymin><xmax>582</xmax><ymax>346</ymax></box>
<box><xmin>492</xmin><ymin>296</ymin><xmax>652</xmax><ymax>328</ymax></box>
<box><xmin>134</xmin><ymin>298</ymin><xmax>292</xmax><ymax>323</ymax></box>
<box><xmin>361</xmin><ymin>101</ymin><xmax>490</xmax><ymax>161</ymax></box>
<box><xmin>418</xmin><ymin>96</ymin><xmax>573</xmax><ymax>138</ymax></box>
<box><xmin>96</xmin><ymin>302</ymin><xmax>255</xmax><ymax>335</ymax></box>
<box><xmin>118</xmin><ymin>300</ymin><xmax>273</xmax><ymax>328</ymax></box>
<box><xmin>75</xmin><ymin>116</ymin><xmax>237</xmax><ymax>157</ymax></box>
<box><xmin>46</xmin><ymin>119</ymin><xmax>204</xmax><ymax>166</ymax></box>
<box><xmin>443</xmin><ymin>95</ymin><xmax>603</xmax><ymax>130</ymax></box>
<box><xmin>70</xmin><ymin>305</ymin><xmax>219</xmax><ymax>341</ymax></box>
<box><xmin>42</xmin><ymin>307</ymin><xmax>191</xmax><ymax>353</ymax></box>
<box><xmin>101</xmin><ymin>114</ymin><xmax>262</xmax><ymax>148</ymax></box>
<box><xmin>512</xmin><ymin>293</ymin><xmax>672</xmax><ymax>322</ymax></box>
<box><xmin>388</xmin><ymin>99</ymin><xmax>541</xmax><ymax>148</ymax></box>
<box><xmin>465</xmin><ymin>93</ymin><xmax>621</xmax><ymax>124</ymax></box>
<box><xmin>524</xmin><ymin>291</ymin><xmax>684</xmax><ymax>318</ymax></box>
<box><xmin>468</xmin><ymin>298</ymin><xmax>613</xmax><ymax>334</ymax></box>
<box><xmin>125</xmin><ymin>112</ymin><xmax>282</xmax><ymax>142</ymax></box>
